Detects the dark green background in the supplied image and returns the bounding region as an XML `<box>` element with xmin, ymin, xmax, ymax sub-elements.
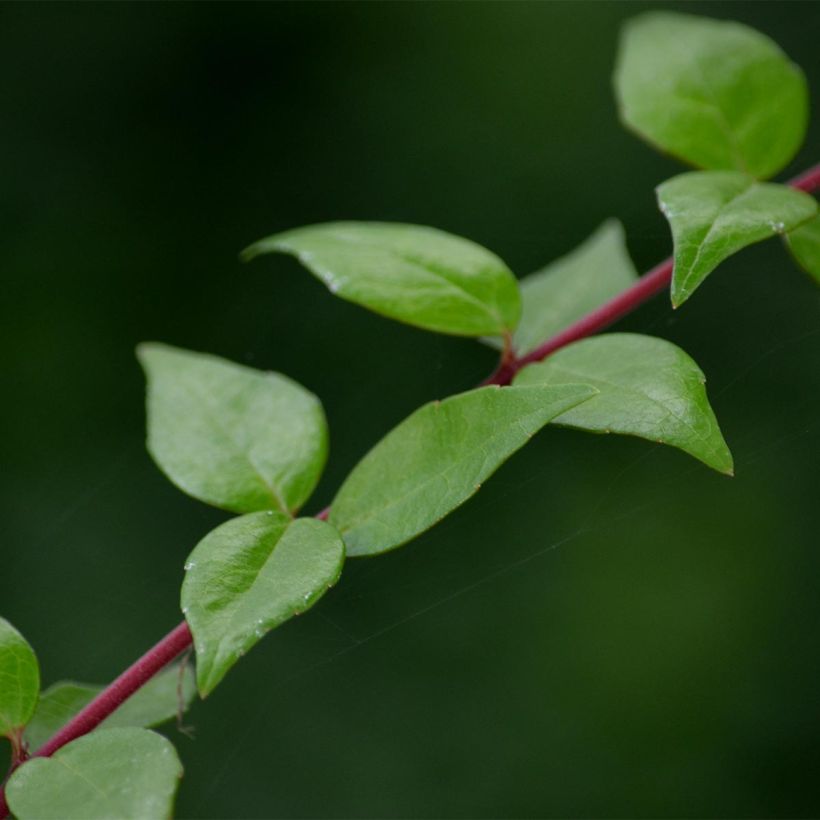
<box><xmin>3</xmin><ymin>2</ymin><xmax>819</xmax><ymax>817</ymax></box>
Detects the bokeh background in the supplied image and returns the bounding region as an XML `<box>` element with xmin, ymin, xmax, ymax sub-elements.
<box><xmin>2</xmin><ymin>2</ymin><xmax>819</xmax><ymax>817</ymax></box>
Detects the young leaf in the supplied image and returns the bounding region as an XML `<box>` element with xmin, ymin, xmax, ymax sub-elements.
<box><xmin>614</xmin><ymin>11</ymin><xmax>808</xmax><ymax>179</ymax></box>
<box><xmin>483</xmin><ymin>220</ymin><xmax>638</xmax><ymax>355</ymax></box>
<box><xmin>657</xmin><ymin>171</ymin><xmax>817</xmax><ymax>307</ymax></box>
<box><xmin>242</xmin><ymin>222</ymin><xmax>522</xmax><ymax>337</ymax></box>
<box><xmin>5</xmin><ymin>728</ymin><xmax>183</xmax><ymax>820</ymax></box>
<box><xmin>181</xmin><ymin>513</ymin><xmax>345</xmax><ymax>696</ymax></box>
<box><xmin>329</xmin><ymin>384</ymin><xmax>597</xmax><ymax>557</ymax></box>
<box><xmin>514</xmin><ymin>333</ymin><xmax>733</xmax><ymax>475</ymax></box>
<box><xmin>138</xmin><ymin>343</ymin><xmax>328</xmax><ymax>515</ymax></box>
<box><xmin>785</xmin><ymin>214</ymin><xmax>820</xmax><ymax>283</ymax></box>
<box><xmin>24</xmin><ymin>663</ymin><xmax>196</xmax><ymax>752</ymax></box>
<box><xmin>0</xmin><ymin>617</ymin><xmax>39</xmax><ymax>737</ymax></box>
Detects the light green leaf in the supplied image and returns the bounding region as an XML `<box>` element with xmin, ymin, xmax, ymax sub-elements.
<box><xmin>614</xmin><ymin>11</ymin><xmax>808</xmax><ymax>179</ymax></box>
<box><xmin>24</xmin><ymin>663</ymin><xmax>196</xmax><ymax>752</ymax></box>
<box><xmin>785</xmin><ymin>214</ymin><xmax>820</xmax><ymax>283</ymax></box>
<box><xmin>484</xmin><ymin>220</ymin><xmax>638</xmax><ymax>355</ymax></box>
<box><xmin>138</xmin><ymin>343</ymin><xmax>328</xmax><ymax>515</ymax></box>
<box><xmin>329</xmin><ymin>383</ymin><xmax>597</xmax><ymax>557</ymax></box>
<box><xmin>6</xmin><ymin>728</ymin><xmax>182</xmax><ymax>820</ymax></box>
<box><xmin>514</xmin><ymin>333</ymin><xmax>733</xmax><ymax>475</ymax></box>
<box><xmin>242</xmin><ymin>222</ymin><xmax>522</xmax><ymax>337</ymax></box>
<box><xmin>181</xmin><ymin>513</ymin><xmax>345</xmax><ymax>696</ymax></box>
<box><xmin>0</xmin><ymin>617</ymin><xmax>39</xmax><ymax>737</ymax></box>
<box><xmin>657</xmin><ymin>171</ymin><xmax>817</xmax><ymax>306</ymax></box>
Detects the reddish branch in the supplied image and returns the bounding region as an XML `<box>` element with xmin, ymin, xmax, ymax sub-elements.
<box><xmin>1</xmin><ymin>161</ymin><xmax>818</xmax><ymax>818</ymax></box>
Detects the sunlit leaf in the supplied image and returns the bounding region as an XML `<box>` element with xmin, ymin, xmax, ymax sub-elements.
<box><xmin>657</xmin><ymin>171</ymin><xmax>817</xmax><ymax>306</ymax></box>
<box><xmin>0</xmin><ymin>617</ymin><xmax>39</xmax><ymax>737</ymax></box>
<box><xmin>24</xmin><ymin>663</ymin><xmax>196</xmax><ymax>752</ymax></box>
<box><xmin>329</xmin><ymin>384</ymin><xmax>597</xmax><ymax>556</ymax></box>
<box><xmin>138</xmin><ymin>343</ymin><xmax>328</xmax><ymax>515</ymax></box>
<box><xmin>242</xmin><ymin>222</ymin><xmax>522</xmax><ymax>337</ymax></box>
<box><xmin>514</xmin><ymin>334</ymin><xmax>733</xmax><ymax>474</ymax></box>
<box><xmin>615</xmin><ymin>11</ymin><xmax>808</xmax><ymax>178</ymax></box>
<box><xmin>181</xmin><ymin>513</ymin><xmax>345</xmax><ymax>696</ymax></box>
<box><xmin>6</xmin><ymin>728</ymin><xmax>182</xmax><ymax>820</ymax></box>
<box><xmin>785</xmin><ymin>214</ymin><xmax>820</xmax><ymax>284</ymax></box>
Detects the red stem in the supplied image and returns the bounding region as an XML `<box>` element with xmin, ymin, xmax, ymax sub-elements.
<box><xmin>1</xmin><ymin>161</ymin><xmax>818</xmax><ymax>819</ymax></box>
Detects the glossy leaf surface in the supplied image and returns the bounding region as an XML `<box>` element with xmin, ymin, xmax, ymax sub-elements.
<box><xmin>329</xmin><ymin>384</ymin><xmax>597</xmax><ymax>556</ymax></box>
<box><xmin>242</xmin><ymin>222</ymin><xmax>522</xmax><ymax>337</ymax></box>
<box><xmin>615</xmin><ymin>11</ymin><xmax>808</xmax><ymax>179</ymax></box>
<box><xmin>657</xmin><ymin>171</ymin><xmax>817</xmax><ymax>306</ymax></box>
<box><xmin>139</xmin><ymin>343</ymin><xmax>328</xmax><ymax>515</ymax></box>
<box><xmin>182</xmin><ymin>513</ymin><xmax>345</xmax><ymax>696</ymax></box>
<box><xmin>786</xmin><ymin>214</ymin><xmax>820</xmax><ymax>283</ymax></box>
<box><xmin>24</xmin><ymin>663</ymin><xmax>196</xmax><ymax>751</ymax></box>
<box><xmin>6</xmin><ymin>728</ymin><xmax>182</xmax><ymax>820</ymax></box>
<box><xmin>514</xmin><ymin>334</ymin><xmax>733</xmax><ymax>474</ymax></box>
<box><xmin>0</xmin><ymin>617</ymin><xmax>39</xmax><ymax>737</ymax></box>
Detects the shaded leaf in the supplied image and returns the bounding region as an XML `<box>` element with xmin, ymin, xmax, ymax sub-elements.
<box><xmin>6</xmin><ymin>728</ymin><xmax>182</xmax><ymax>820</ymax></box>
<box><xmin>614</xmin><ymin>11</ymin><xmax>808</xmax><ymax>179</ymax></box>
<box><xmin>139</xmin><ymin>343</ymin><xmax>327</xmax><ymax>515</ymax></box>
<box><xmin>242</xmin><ymin>222</ymin><xmax>522</xmax><ymax>337</ymax></box>
<box><xmin>329</xmin><ymin>384</ymin><xmax>597</xmax><ymax>556</ymax></box>
<box><xmin>181</xmin><ymin>513</ymin><xmax>345</xmax><ymax>696</ymax></box>
<box><xmin>24</xmin><ymin>663</ymin><xmax>196</xmax><ymax>752</ymax></box>
<box><xmin>514</xmin><ymin>333</ymin><xmax>733</xmax><ymax>474</ymax></box>
<box><xmin>785</xmin><ymin>214</ymin><xmax>820</xmax><ymax>283</ymax></box>
<box><xmin>484</xmin><ymin>220</ymin><xmax>637</xmax><ymax>355</ymax></box>
<box><xmin>0</xmin><ymin>617</ymin><xmax>39</xmax><ymax>737</ymax></box>
<box><xmin>657</xmin><ymin>171</ymin><xmax>817</xmax><ymax>306</ymax></box>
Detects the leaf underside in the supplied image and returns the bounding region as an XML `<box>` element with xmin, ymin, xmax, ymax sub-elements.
<box><xmin>785</xmin><ymin>214</ymin><xmax>820</xmax><ymax>283</ymax></box>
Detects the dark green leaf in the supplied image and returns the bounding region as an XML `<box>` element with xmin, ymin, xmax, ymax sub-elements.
<box><xmin>138</xmin><ymin>343</ymin><xmax>328</xmax><ymax>515</ymax></box>
<box><xmin>181</xmin><ymin>513</ymin><xmax>345</xmax><ymax>696</ymax></box>
<box><xmin>484</xmin><ymin>220</ymin><xmax>637</xmax><ymax>355</ymax></box>
<box><xmin>329</xmin><ymin>384</ymin><xmax>597</xmax><ymax>556</ymax></box>
<box><xmin>0</xmin><ymin>617</ymin><xmax>39</xmax><ymax>737</ymax></box>
<box><xmin>615</xmin><ymin>11</ymin><xmax>808</xmax><ymax>178</ymax></box>
<box><xmin>514</xmin><ymin>334</ymin><xmax>733</xmax><ymax>474</ymax></box>
<box><xmin>6</xmin><ymin>728</ymin><xmax>183</xmax><ymax>820</ymax></box>
<box><xmin>242</xmin><ymin>222</ymin><xmax>522</xmax><ymax>337</ymax></box>
<box><xmin>24</xmin><ymin>663</ymin><xmax>196</xmax><ymax>752</ymax></box>
<box><xmin>785</xmin><ymin>214</ymin><xmax>820</xmax><ymax>283</ymax></box>
<box><xmin>657</xmin><ymin>171</ymin><xmax>817</xmax><ymax>306</ymax></box>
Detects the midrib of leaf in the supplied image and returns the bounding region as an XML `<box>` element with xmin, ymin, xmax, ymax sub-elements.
<box><xmin>304</xmin><ymin>233</ymin><xmax>506</xmax><ymax>328</ymax></box>
<box><xmin>679</xmin><ymin>179</ymin><xmax>757</xmax><ymax>294</ymax></box>
<box><xmin>180</xmin><ymin>375</ymin><xmax>289</xmax><ymax>514</ymax></box>
<box><xmin>54</xmin><ymin>757</ymin><xmax>114</xmax><ymax>805</ymax></box>
<box><xmin>542</xmin><ymin>362</ymin><xmax>724</xmax><ymax>463</ymax></box>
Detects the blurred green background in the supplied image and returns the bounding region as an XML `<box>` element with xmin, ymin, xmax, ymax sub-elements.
<box><xmin>2</xmin><ymin>2</ymin><xmax>819</xmax><ymax>817</ymax></box>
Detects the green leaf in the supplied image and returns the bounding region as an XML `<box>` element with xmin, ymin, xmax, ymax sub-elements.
<box><xmin>0</xmin><ymin>617</ymin><xmax>39</xmax><ymax>737</ymax></box>
<box><xmin>614</xmin><ymin>11</ymin><xmax>808</xmax><ymax>179</ymax></box>
<box><xmin>657</xmin><ymin>171</ymin><xmax>818</xmax><ymax>306</ymax></box>
<box><xmin>138</xmin><ymin>343</ymin><xmax>328</xmax><ymax>515</ymax></box>
<box><xmin>785</xmin><ymin>214</ymin><xmax>820</xmax><ymax>283</ymax></box>
<box><xmin>181</xmin><ymin>513</ymin><xmax>345</xmax><ymax>696</ymax></box>
<box><xmin>6</xmin><ymin>728</ymin><xmax>182</xmax><ymax>820</ymax></box>
<box><xmin>513</xmin><ymin>333</ymin><xmax>733</xmax><ymax>475</ymax></box>
<box><xmin>242</xmin><ymin>222</ymin><xmax>522</xmax><ymax>337</ymax></box>
<box><xmin>484</xmin><ymin>220</ymin><xmax>638</xmax><ymax>355</ymax></box>
<box><xmin>329</xmin><ymin>383</ymin><xmax>597</xmax><ymax>557</ymax></box>
<box><xmin>24</xmin><ymin>663</ymin><xmax>196</xmax><ymax>752</ymax></box>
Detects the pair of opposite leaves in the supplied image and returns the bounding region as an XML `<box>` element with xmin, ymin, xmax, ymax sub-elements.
<box><xmin>0</xmin><ymin>616</ymin><xmax>192</xmax><ymax>819</ymax></box>
<box><xmin>241</xmin><ymin>13</ymin><xmax>819</xmax><ymax>321</ymax></box>
<box><xmin>140</xmin><ymin>217</ymin><xmax>734</xmax><ymax>699</ymax></box>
